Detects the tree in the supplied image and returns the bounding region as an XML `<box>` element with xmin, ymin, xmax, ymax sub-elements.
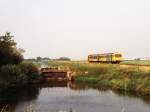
<box><xmin>58</xmin><ymin>57</ymin><xmax>71</xmax><ymax>61</ymax></box>
<box><xmin>36</xmin><ymin>57</ymin><xmax>42</xmax><ymax>61</ymax></box>
<box><xmin>0</xmin><ymin>32</ymin><xmax>23</xmax><ymax>66</ymax></box>
<box><xmin>0</xmin><ymin>32</ymin><xmax>40</xmax><ymax>86</ymax></box>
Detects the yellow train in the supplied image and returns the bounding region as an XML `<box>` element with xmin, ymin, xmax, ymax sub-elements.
<box><xmin>88</xmin><ymin>52</ymin><xmax>123</xmax><ymax>64</ymax></box>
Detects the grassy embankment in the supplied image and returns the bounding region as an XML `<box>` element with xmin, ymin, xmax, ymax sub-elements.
<box><xmin>121</xmin><ymin>60</ymin><xmax>150</xmax><ymax>66</ymax></box>
<box><xmin>48</xmin><ymin>61</ymin><xmax>150</xmax><ymax>95</ymax></box>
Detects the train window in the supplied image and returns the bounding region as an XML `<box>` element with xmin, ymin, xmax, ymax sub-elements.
<box><xmin>88</xmin><ymin>55</ymin><xmax>97</xmax><ymax>59</ymax></box>
<box><xmin>99</xmin><ymin>55</ymin><xmax>105</xmax><ymax>58</ymax></box>
<box><xmin>88</xmin><ymin>56</ymin><xmax>92</xmax><ymax>58</ymax></box>
<box><xmin>115</xmin><ymin>54</ymin><xmax>122</xmax><ymax>57</ymax></box>
<box><xmin>94</xmin><ymin>56</ymin><xmax>98</xmax><ymax>59</ymax></box>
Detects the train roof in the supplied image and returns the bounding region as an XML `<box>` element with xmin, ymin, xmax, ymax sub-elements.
<box><xmin>88</xmin><ymin>52</ymin><xmax>121</xmax><ymax>56</ymax></box>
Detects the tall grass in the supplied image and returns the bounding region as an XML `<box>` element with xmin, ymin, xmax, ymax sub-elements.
<box><xmin>48</xmin><ymin>61</ymin><xmax>150</xmax><ymax>95</ymax></box>
<box><xmin>121</xmin><ymin>60</ymin><xmax>150</xmax><ymax>66</ymax></box>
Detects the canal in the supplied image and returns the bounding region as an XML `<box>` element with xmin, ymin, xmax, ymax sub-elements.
<box><xmin>0</xmin><ymin>82</ymin><xmax>150</xmax><ymax>112</ymax></box>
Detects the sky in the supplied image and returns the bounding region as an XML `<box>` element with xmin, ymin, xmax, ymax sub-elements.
<box><xmin>0</xmin><ymin>0</ymin><xmax>150</xmax><ymax>60</ymax></box>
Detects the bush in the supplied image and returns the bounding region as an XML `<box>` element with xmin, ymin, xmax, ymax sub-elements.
<box><xmin>0</xmin><ymin>64</ymin><xmax>26</xmax><ymax>86</ymax></box>
<box><xmin>0</xmin><ymin>62</ymin><xmax>40</xmax><ymax>86</ymax></box>
<box><xmin>19</xmin><ymin>62</ymin><xmax>40</xmax><ymax>83</ymax></box>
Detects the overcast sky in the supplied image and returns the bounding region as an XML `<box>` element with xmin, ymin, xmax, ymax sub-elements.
<box><xmin>0</xmin><ymin>0</ymin><xmax>150</xmax><ymax>60</ymax></box>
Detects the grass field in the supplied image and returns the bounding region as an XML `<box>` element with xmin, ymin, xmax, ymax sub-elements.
<box><xmin>47</xmin><ymin>61</ymin><xmax>150</xmax><ymax>95</ymax></box>
<box><xmin>121</xmin><ymin>60</ymin><xmax>150</xmax><ymax>66</ymax></box>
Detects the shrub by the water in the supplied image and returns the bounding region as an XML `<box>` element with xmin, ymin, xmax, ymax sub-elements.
<box><xmin>0</xmin><ymin>64</ymin><xmax>23</xmax><ymax>86</ymax></box>
<box><xmin>0</xmin><ymin>62</ymin><xmax>39</xmax><ymax>87</ymax></box>
<box><xmin>19</xmin><ymin>62</ymin><xmax>40</xmax><ymax>83</ymax></box>
<box><xmin>0</xmin><ymin>63</ymin><xmax>40</xmax><ymax>87</ymax></box>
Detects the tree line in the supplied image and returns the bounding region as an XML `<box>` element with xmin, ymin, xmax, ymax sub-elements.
<box><xmin>26</xmin><ymin>56</ymin><xmax>71</xmax><ymax>62</ymax></box>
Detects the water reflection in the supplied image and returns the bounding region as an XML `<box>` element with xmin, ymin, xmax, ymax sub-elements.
<box><xmin>69</xmin><ymin>82</ymin><xmax>150</xmax><ymax>104</ymax></box>
<box><xmin>0</xmin><ymin>86</ymin><xmax>40</xmax><ymax>111</ymax></box>
<box><xmin>41</xmin><ymin>81</ymin><xmax>68</xmax><ymax>88</ymax></box>
<box><xmin>0</xmin><ymin>81</ymin><xmax>149</xmax><ymax>112</ymax></box>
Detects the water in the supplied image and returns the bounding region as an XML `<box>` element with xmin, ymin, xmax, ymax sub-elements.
<box><xmin>0</xmin><ymin>82</ymin><xmax>150</xmax><ymax>112</ymax></box>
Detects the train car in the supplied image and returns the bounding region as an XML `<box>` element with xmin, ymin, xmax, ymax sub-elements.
<box><xmin>88</xmin><ymin>52</ymin><xmax>122</xmax><ymax>64</ymax></box>
<box><xmin>88</xmin><ymin>54</ymin><xmax>99</xmax><ymax>63</ymax></box>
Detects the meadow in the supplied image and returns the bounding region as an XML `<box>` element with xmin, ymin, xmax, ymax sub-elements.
<box><xmin>47</xmin><ymin>61</ymin><xmax>150</xmax><ymax>95</ymax></box>
<box><xmin>121</xmin><ymin>60</ymin><xmax>150</xmax><ymax>66</ymax></box>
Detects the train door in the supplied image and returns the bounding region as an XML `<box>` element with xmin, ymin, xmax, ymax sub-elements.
<box><xmin>106</xmin><ymin>54</ymin><xmax>112</xmax><ymax>63</ymax></box>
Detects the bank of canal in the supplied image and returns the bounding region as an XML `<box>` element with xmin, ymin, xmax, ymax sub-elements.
<box><xmin>0</xmin><ymin>82</ymin><xmax>150</xmax><ymax>112</ymax></box>
<box><xmin>47</xmin><ymin>61</ymin><xmax>150</xmax><ymax>95</ymax></box>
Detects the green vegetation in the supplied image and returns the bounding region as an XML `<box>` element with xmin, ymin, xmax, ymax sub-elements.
<box><xmin>0</xmin><ymin>32</ymin><xmax>39</xmax><ymax>87</ymax></box>
<box><xmin>48</xmin><ymin>61</ymin><xmax>150</xmax><ymax>95</ymax></box>
<box><xmin>48</xmin><ymin>61</ymin><xmax>108</xmax><ymax>74</ymax></box>
<box><xmin>0</xmin><ymin>32</ymin><xmax>23</xmax><ymax>67</ymax></box>
<box><xmin>121</xmin><ymin>60</ymin><xmax>150</xmax><ymax>66</ymax></box>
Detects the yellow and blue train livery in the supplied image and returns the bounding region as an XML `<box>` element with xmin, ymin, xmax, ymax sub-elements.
<box><xmin>88</xmin><ymin>52</ymin><xmax>123</xmax><ymax>64</ymax></box>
